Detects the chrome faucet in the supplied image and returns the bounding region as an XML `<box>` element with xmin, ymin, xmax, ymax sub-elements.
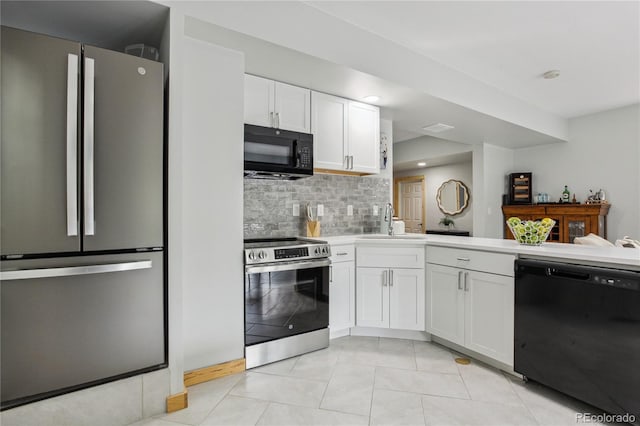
<box><xmin>384</xmin><ymin>203</ymin><xmax>394</xmax><ymax>235</ymax></box>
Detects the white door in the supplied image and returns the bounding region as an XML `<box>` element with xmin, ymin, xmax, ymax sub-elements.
<box><xmin>464</xmin><ymin>270</ymin><xmax>514</xmax><ymax>365</ymax></box>
<box><xmin>274</xmin><ymin>81</ymin><xmax>311</xmax><ymax>133</ymax></box>
<box><xmin>312</xmin><ymin>91</ymin><xmax>348</xmax><ymax>171</ymax></box>
<box><xmin>426</xmin><ymin>264</ymin><xmax>465</xmax><ymax>345</ymax></box>
<box><xmin>348</xmin><ymin>101</ymin><xmax>379</xmax><ymax>174</ymax></box>
<box><xmin>401</xmin><ymin>181</ymin><xmax>424</xmax><ymax>233</ymax></box>
<box><xmin>330</xmin><ymin>261</ymin><xmax>355</xmax><ymax>331</ymax></box>
<box><xmin>356</xmin><ymin>267</ymin><xmax>388</xmax><ymax>328</ymax></box>
<box><xmin>389</xmin><ymin>268</ymin><xmax>425</xmax><ymax>331</ymax></box>
<box><xmin>244</xmin><ymin>74</ymin><xmax>274</xmax><ymax>127</ymax></box>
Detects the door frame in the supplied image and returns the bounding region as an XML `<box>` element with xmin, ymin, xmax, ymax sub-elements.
<box><xmin>393</xmin><ymin>176</ymin><xmax>426</xmax><ymax>234</ymax></box>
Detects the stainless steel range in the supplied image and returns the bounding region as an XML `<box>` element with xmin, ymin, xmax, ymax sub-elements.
<box><xmin>244</xmin><ymin>238</ymin><xmax>331</xmax><ymax>369</ymax></box>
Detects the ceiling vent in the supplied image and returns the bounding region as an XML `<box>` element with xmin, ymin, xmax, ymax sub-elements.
<box><xmin>422</xmin><ymin>123</ymin><xmax>455</xmax><ymax>133</ymax></box>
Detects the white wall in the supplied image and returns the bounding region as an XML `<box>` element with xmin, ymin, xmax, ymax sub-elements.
<box><xmin>513</xmin><ymin>104</ymin><xmax>640</xmax><ymax>241</ymax></box>
<box><xmin>395</xmin><ymin>162</ymin><xmax>473</xmax><ymax>234</ymax></box>
<box><xmin>170</xmin><ymin>14</ymin><xmax>245</xmax><ymax>374</ymax></box>
<box><xmin>481</xmin><ymin>144</ymin><xmax>515</xmax><ymax>238</ymax></box>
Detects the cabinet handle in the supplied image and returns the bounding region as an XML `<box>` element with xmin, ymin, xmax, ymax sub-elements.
<box><xmin>276</xmin><ymin>112</ymin><xmax>280</xmax><ymax>128</ymax></box>
<box><xmin>390</xmin><ymin>270</ymin><xmax>394</xmax><ymax>286</ymax></box>
<box><xmin>336</xmin><ymin>252</ymin><xmax>348</xmax><ymax>256</ymax></box>
<box><xmin>270</xmin><ymin>111</ymin><xmax>274</xmax><ymax>127</ymax></box>
<box><xmin>349</xmin><ymin>156</ymin><xmax>354</xmax><ymax>170</ymax></box>
<box><xmin>383</xmin><ymin>270</ymin><xmax>388</xmax><ymax>287</ymax></box>
<box><xmin>464</xmin><ymin>272</ymin><xmax>469</xmax><ymax>292</ymax></box>
<box><xmin>344</xmin><ymin>156</ymin><xmax>349</xmax><ymax>169</ymax></box>
<box><xmin>457</xmin><ymin>271</ymin><xmax>463</xmax><ymax>290</ymax></box>
<box><xmin>456</xmin><ymin>257</ymin><xmax>470</xmax><ymax>262</ymax></box>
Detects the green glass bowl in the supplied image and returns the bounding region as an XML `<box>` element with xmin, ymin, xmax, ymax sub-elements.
<box><xmin>506</xmin><ymin>217</ymin><xmax>556</xmax><ymax>246</ymax></box>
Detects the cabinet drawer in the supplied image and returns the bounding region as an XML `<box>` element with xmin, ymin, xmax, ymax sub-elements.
<box><xmin>330</xmin><ymin>244</ymin><xmax>355</xmax><ymax>263</ymax></box>
<box><xmin>357</xmin><ymin>246</ymin><xmax>425</xmax><ymax>269</ymax></box>
<box><xmin>426</xmin><ymin>246</ymin><xmax>514</xmax><ymax>276</ymax></box>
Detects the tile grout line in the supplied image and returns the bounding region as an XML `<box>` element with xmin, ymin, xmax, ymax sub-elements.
<box><xmin>504</xmin><ymin>373</ymin><xmax>543</xmax><ymax>426</ymax></box>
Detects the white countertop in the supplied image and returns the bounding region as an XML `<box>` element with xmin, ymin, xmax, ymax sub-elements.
<box><xmin>317</xmin><ymin>234</ymin><xmax>640</xmax><ymax>269</ymax></box>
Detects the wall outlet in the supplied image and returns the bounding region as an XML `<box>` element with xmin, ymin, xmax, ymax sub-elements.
<box><xmin>373</xmin><ymin>205</ymin><xmax>379</xmax><ymax>216</ymax></box>
<box><xmin>347</xmin><ymin>205</ymin><xmax>353</xmax><ymax>216</ymax></box>
<box><xmin>317</xmin><ymin>204</ymin><xmax>324</xmax><ymax>216</ymax></box>
<box><xmin>292</xmin><ymin>203</ymin><xmax>300</xmax><ymax>217</ymax></box>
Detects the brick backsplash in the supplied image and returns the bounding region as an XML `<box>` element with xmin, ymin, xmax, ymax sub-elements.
<box><xmin>244</xmin><ymin>174</ymin><xmax>391</xmax><ymax>238</ymax></box>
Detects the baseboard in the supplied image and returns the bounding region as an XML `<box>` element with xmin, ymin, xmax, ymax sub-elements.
<box><xmin>329</xmin><ymin>327</ymin><xmax>351</xmax><ymax>339</ymax></box>
<box><xmin>430</xmin><ymin>335</ymin><xmax>516</xmax><ymax>376</ymax></box>
<box><xmin>349</xmin><ymin>326</ymin><xmax>431</xmax><ymax>341</ymax></box>
<box><xmin>183</xmin><ymin>358</ymin><xmax>245</xmax><ymax>388</ymax></box>
<box><xmin>166</xmin><ymin>389</ymin><xmax>188</xmax><ymax>413</ymax></box>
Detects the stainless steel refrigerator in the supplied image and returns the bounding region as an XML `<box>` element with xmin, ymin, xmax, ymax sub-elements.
<box><xmin>0</xmin><ymin>26</ymin><xmax>166</xmax><ymax>410</ymax></box>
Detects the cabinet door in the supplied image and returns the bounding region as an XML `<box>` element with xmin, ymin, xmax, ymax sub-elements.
<box><xmin>312</xmin><ymin>91</ymin><xmax>348</xmax><ymax>171</ymax></box>
<box><xmin>1</xmin><ymin>27</ymin><xmax>82</xmax><ymax>256</ymax></box>
<box><xmin>274</xmin><ymin>82</ymin><xmax>311</xmax><ymax>133</ymax></box>
<box><xmin>356</xmin><ymin>267</ymin><xmax>388</xmax><ymax>328</ymax></box>
<box><xmin>330</xmin><ymin>261</ymin><xmax>355</xmax><ymax>331</ymax></box>
<box><xmin>426</xmin><ymin>264</ymin><xmax>464</xmax><ymax>345</ymax></box>
<box><xmin>389</xmin><ymin>268</ymin><xmax>425</xmax><ymax>331</ymax></box>
<box><xmin>464</xmin><ymin>270</ymin><xmax>514</xmax><ymax>366</ymax></box>
<box><xmin>563</xmin><ymin>215</ymin><xmax>591</xmax><ymax>243</ymax></box>
<box><xmin>348</xmin><ymin>101</ymin><xmax>379</xmax><ymax>174</ymax></box>
<box><xmin>244</xmin><ymin>74</ymin><xmax>274</xmax><ymax>127</ymax></box>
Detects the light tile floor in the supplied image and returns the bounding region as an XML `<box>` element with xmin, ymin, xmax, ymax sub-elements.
<box><xmin>132</xmin><ymin>336</ymin><xmax>610</xmax><ymax>426</ymax></box>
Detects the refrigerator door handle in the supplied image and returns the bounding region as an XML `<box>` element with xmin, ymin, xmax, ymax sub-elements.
<box><xmin>83</xmin><ymin>57</ymin><xmax>96</xmax><ymax>236</ymax></box>
<box><xmin>0</xmin><ymin>260</ymin><xmax>152</xmax><ymax>281</ymax></box>
<box><xmin>66</xmin><ymin>54</ymin><xmax>79</xmax><ymax>236</ymax></box>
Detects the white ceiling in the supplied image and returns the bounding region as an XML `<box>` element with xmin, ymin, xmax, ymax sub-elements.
<box><xmin>307</xmin><ymin>1</ymin><xmax>640</xmax><ymax>119</ymax></box>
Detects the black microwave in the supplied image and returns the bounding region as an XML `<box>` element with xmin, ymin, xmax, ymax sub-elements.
<box><xmin>244</xmin><ymin>124</ymin><xmax>314</xmax><ymax>180</ymax></box>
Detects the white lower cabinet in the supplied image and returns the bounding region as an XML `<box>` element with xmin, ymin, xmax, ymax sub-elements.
<box><xmin>356</xmin><ymin>246</ymin><xmax>425</xmax><ymax>331</ymax></box>
<box><xmin>426</xmin><ymin>246</ymin><xmax>515</xmax><ymax>365</ymax></box>
<box><xmin>329</xmin><ymin>245</ymin><xmax>355</xmax><ymax>335</ymax></box>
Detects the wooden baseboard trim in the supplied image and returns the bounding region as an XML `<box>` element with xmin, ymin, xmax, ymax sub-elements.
<box><xmin>166</xmin><ymin>389</ymin><xmax>188</xmax><ymax>413</ymax></box>
<box><xmin>183</xmin><ymin>358</ymin><xmax>245</xmax><ymax>388</ymax></box>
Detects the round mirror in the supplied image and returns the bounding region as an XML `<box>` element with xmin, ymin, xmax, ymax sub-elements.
<box><xmin>437</xmin><ymin>179</ymin><xmax>470</xmax><ymax>215</ymax></box>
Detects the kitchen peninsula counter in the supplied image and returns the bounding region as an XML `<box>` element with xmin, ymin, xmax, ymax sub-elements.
<box><xmin>317</xmin><ymin>234</ymin><xmax>640</xmax><ymax>269</ymax></box>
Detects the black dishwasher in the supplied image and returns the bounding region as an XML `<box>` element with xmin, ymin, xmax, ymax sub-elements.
<box><xmin>515</xmin><ymin>259</ymin><xmax>639</xmax><ymax>425</ymax></box>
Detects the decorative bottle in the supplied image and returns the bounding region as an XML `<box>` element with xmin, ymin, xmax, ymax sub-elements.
<box><xmin>562</xmin><ymin>185</ymin><xmax>570</xmax><ymax>203</ymax></box>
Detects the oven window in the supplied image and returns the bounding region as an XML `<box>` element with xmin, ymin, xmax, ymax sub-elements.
<box><xmin>245</xmin><ymin>141</ymin><xmax>292</xmax><ymax>165</ymax></box>
<box><xmin>245</xmin><ymin>266</ymin><xmax>329</xmax><ymax>346</ymax></box>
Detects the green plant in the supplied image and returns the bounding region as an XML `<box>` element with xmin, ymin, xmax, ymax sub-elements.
<box><xmin>439</xmin><ymin>216</ymin><xmax>455</xmax><ymax>228</ymax></box>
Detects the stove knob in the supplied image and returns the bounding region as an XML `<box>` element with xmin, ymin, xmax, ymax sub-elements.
<box><xmin>314</xmin><ymin>247</ymin><xmax>321</xmax><ymax>256</ymax></box>
<box><xmin>322</xmin><ymin>246</ymin><xmax>328</xmax><ymax>255</ymax></box>
<box><xmin>248</xmin><ymin>251</ymin><xmax>256</xmax><ymax>261</ymax></box>
<box><xmin>258</xmin><ymin>250</ymin><xmax>267</xmax><ymax>259</ymax></box>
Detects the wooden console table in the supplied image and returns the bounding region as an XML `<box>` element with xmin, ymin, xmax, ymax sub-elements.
<box><xmin>502</xmin><ymin>203</ymin><xmax>610</xmax><ymax>243</ymax></box>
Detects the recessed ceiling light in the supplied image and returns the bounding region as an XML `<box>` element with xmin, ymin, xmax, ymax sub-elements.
<box><xmin>362</xmin><ymin>95</ymin><xmax>380</xmax><ymax>103</ymax></box>
<box><xmin>422</xmin><ymin>123</ymin><xmax>455</xmax><ymax>133</ymax></box>
<box><xmin>543</xmin><ymin>70</ymin><xmax>561</xmax><ymax>79</ymax></box>
<box><xmin>417</xmin><ymin>162</ymin><xmax>426</xmax><ymax>167</ymax></box>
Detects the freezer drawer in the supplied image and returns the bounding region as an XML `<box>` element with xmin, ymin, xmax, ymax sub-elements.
<box><xmin>0</xmin><ymin>252</ymin><xmax>166</xmax><ymax>409</ymax></box>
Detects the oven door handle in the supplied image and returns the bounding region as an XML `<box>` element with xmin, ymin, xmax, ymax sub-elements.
<box><xmin>245</xmin><ymin>259</ymin><xmax>331</xmax><ymax>274</ymax></box>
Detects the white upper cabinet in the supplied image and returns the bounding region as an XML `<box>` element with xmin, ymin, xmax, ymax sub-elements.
<box><xmin>244</xmin><ymin>74</ymin><xmax>274</xmax><ymax>128</ymax></box>
<box><xmin>348</xmin><ymin>101</ymin><xmax>380</xmax><ymax>174</ymax></box>
<box><xmin>312</xmin><ymin>92</ymin><xmax>348</xmax><ymax>171</ymax></box>
<box><xmin>244</xmin><ymin>74</ymin><xmax>311</xmax><ymax>133</ymax></box>
<box><xmin>311</xmin><ymin>91</ymin><xmax>380</xmax><ymax>174</ymax></box>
